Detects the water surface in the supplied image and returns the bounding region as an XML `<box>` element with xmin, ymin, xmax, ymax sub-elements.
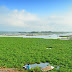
<box><xmin>25</xmin><ymin>62</ymin><xmax>50</xmax><ymax>68</ymax></box>
<box><xmin>0</xmin><ymin>33</ymin><xmax>72</xmax><ymax>39</ymax></box>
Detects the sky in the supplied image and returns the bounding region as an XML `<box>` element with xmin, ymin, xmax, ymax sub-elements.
<box><xmin>0</xmin><ymin>0</ymin><xmax>72</xmax><ymax>32</ymax></box>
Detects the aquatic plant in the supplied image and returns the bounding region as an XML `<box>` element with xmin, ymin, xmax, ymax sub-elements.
<box><xmin>0</xmin><ymin>37</ymin><xmax>72</xmax><ymax>72</ymax></box>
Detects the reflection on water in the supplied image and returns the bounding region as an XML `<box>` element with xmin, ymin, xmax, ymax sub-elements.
<box><xmin>25</xmin><ymin>62</ymin><xmax>59</xmax><ymax>69</ymax></box>
<box><xmin>57</xmin><ymin>66</ymin><xmax>59</xmax><ymax>69</ymax></box>
<box><xmin>0</xmin><ymin>33</ymin><xmax>72</xmax><ymax>39</ymax></box>
<box><xmin>25</xmin><ymin>62</ymin><xmax>50</xmax><ymax>68</ymax></box>
<box><xmin>23</xmin><ymin>34</ymin><xmax>58</xmax><ymax>39</ymax></box>
<box><xmin>0</xmin><ymin>34</ymin><xmax>58</xmax><ymax>39</ymax></box>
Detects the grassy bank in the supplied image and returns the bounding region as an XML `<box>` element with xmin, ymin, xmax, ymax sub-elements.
<box><xmin>59</xmin><ymin>36</ymin><xmax>69</xmax><ymax>37</ymax></box>
<box><xmin>0</xmin><ymin>37</ymin><xmax>72</xmax><ymax>72</ymax></box>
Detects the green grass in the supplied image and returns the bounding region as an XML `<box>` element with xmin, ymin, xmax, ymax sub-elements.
<box><xmin>0</xmin><ymin>37</ymin><xmax>72</xmax><ymax>72</ymax></box>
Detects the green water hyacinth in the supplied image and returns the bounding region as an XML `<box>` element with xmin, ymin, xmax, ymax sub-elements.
<box><xmin>0</xmin><ymin>37</ymin><xmax>72</xmax><ymax>72</ymax></box>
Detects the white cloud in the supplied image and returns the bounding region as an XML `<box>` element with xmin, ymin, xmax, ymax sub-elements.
<box><xmin>0</xmin><ymin>6</ymin><xmax>39</xmax><ymax>27</ymax></box>
<box><xmin>0</xmin><ymin>6</ymin><xmax>72</xmax><ymax>31</ymax></box>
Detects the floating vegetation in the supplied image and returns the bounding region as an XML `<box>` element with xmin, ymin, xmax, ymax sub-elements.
<box><xmin>59</xmin><ymin>36</ymin><xmax>69</xmax><ymax>37</ymax></box>
<box><xmin>0</xmin><ymin>37</ymin><xmax>72</xmax><ymax>72</ymax></box>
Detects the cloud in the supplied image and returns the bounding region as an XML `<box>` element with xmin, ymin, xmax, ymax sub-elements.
<box><xmin>0</xmin><ymin>6</ymin><xmax>39</xmax><ymax>27</ymax></box>
<box><xmin>0</xmin><ymin>6</ymin><xmax>72</xmax><ymax>31</ymax></box>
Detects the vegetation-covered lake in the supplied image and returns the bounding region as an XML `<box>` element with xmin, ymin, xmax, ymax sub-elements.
<box><xmin>0</xmin><ymin>37</ymin><xmax>72</xmax><ymax>72</ymax></box>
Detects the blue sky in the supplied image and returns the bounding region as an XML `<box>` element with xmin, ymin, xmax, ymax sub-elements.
<box><xmin>0</xmin><ymin>0</ymin><xmax>71</xmax><ymax>15</ymax></box>
<box><xmin>0</xmin><ymin>0</ymin><xmax>72</xmax><ymax>32</ymax></box>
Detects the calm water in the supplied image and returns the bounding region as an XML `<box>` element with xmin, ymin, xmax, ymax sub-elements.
<box><xmin>0</xmin><ymin>33</ymin><xmax>72</xmax><ymax>39</ymax></box>
<box><xmin>23</xmin><ymin>34</ymin><xmax>58</xmax><ymax>39</ymax></box>
<box><xmin>25</xmin><ymin>62</ymin><xmax>59</xmax><ymax>69</ymax></box>
<box><xmin>25</xmin><ymin>62</ymin><xmax>50</xmax><ymax>68</ymax></box>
